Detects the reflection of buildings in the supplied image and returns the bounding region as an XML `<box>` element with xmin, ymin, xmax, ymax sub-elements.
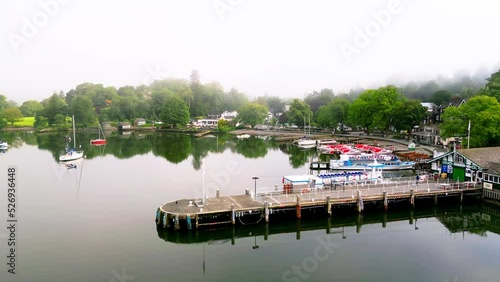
<box><xmin>438</xmin><ymin>205</ymin><xmax>500</xmax><ymax>236</ymax></box>
<box><xmin>156</xmin><ymin>205</ymin><xmax>491</xmax><ymax>245</ymax></box>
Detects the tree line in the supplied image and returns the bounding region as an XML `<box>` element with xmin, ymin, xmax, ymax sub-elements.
<box><xmin>1</xmin><ymin>69</ymin><xmax>500</xmax><ymax>147</ymax></box>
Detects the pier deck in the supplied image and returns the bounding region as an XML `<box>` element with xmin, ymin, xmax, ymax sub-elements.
<box><xmin>157</xmin><ymin>180</ymin><xmax>482</xmax><ymax>230</ymax></box>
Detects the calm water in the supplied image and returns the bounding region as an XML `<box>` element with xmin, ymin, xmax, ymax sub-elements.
<box><xmin>0</xmin><ymin>131</ymin><xmax>499</xmax><ymax>282</ymax></box>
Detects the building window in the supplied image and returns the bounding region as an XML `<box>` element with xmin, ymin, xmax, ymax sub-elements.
<box><xmin>454</xmin><ymin>155</ymin><xmax>464</xmax><ymax>164</ymax></box>
<box><xmin>494</xmin><ymin>176</ymin><xmax>499</xmax><ymax>183</ymax></box>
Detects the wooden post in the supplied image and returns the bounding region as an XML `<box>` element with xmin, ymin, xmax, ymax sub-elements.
<box><xmin>231</xmin><ymin>204</ymin><xmax>235</xmax><ymax>225</ymax></box>
<box><xmin>216</xmin><ymin>189</ymin><xmax>220</xmax><ymax>198</ymax></box>
<box><xmin>357</xmin><ymin>190</ymin><xmax>364</xmax><ymax>213</ymax></box>
<box><xmin>460</xmin><ymin>191</ymin><xmax>463</xmax><ymax>203</ymax></box>
<box><xmin>434</xmin><ymin>194</ymin><xmax>438</xmax><ymax>205</ymax></box>
<box><xmin>264</xmin><ymin>201</ymin><xmax>269</xmax><ymax>223</ymax></box>
<box><xmin>296</xmin><ymin>195</ymin><xmax>301</xmax><ymax>219</ymax></box>
<box><xmin>409</xmin><ymin>210</ymin><xmax>414</xmax><ymax>225</ymax></box>
<box><xmin>410</xmin><ymin>189</ymin><xmax>415</xmax><ymax>208</ymax></box>
<box><xmin>264</xmin><ymin>223</ymin><xmax>269</xmax><ymax>241</ymax></box>
<box><xmin>195</xmin><ymin>214</ymin><xmax>199</xmax><ymax>229</ymax></box>
<box><xmin>383</xmin><ymin>191</ymin><xmax>388</xmax><ymax>211</ymax></box>
<box><xmin>326</xmin><ymin>195</ymin><xmax>332</xmax><ymax>217</ymax></box>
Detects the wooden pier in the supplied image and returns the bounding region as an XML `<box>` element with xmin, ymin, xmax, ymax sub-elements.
<box><xmin>156</xmin><ymin>179</ymin><xmax>482</xmax><ymax>230</ymax></box>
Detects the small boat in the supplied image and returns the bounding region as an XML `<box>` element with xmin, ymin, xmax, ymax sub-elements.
<box><xmin>0</xmin><ymin>140</ymin><xmax>9</xmax><ymax>150</ymax></box>
<box><xmin>60</xmin><ymin>115</ymin><xmax>84</xmax><ymax>162</ymax></box>
<box><xmin>293</xmin><ymin>137</ymin><xmax>317</xmax><ymax>147</ymax></box>
<box><xmin>90</xmin><ymin>123</ymin><xmax>106</xmax><ymax>145</ymax></box>
<box><xmin>236</xmin><ymin>134</ymin><xmax>251</xmax><ymax>139</ymax></box>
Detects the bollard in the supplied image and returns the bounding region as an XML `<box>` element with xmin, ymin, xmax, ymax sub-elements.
<box><xmin>434</xmin><ymin>194</ymin><xmax>438</xmax><ymax>205</ymax></box>
<box><xmin>195</xmin><ymin>214</ymin><xmax>199</xmax><ymax>229</ymax></box>
<box><xmin>460</xmin><ymin>191</ymin><xmax>463</xmax><ymax>203</ymax></box>
<box><xmin>216</xmin><ymin>189</ymin><xmax>220</xmax><ymax>198</ymax></box>
<box><xmin>245</xmin><ymin>189</ymin><xmax>250</xmax><ymax>195</ymax></box>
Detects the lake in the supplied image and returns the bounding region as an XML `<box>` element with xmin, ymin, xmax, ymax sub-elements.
<box><xmin>0</xmin><ymin>131</ymin><xmax>499</xmax><ymax>282</ymax></box>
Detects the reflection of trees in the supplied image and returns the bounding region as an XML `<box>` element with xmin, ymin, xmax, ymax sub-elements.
<box><xmin>190</xmin><ymin>135</ymin><xmax>229</xmax><ymax>170</ymax></box>
<box><xmin>279</xmin><ymin>143</ymin><xmax>317</xmax><ymax>168</ymax></box>
<box><xmin>13</xmin><ymin>132</ymin><xmax>318</xmax><ymax>169</ymax></box>
<box><xmin>152</xmin><ymin>133</ymin><xmax>191</xmax><ymax>163</ymax></box>
<box><xmin>234</xmin><ymin>137</ymin><xmax>268</xmax><ymax>158</ymax></box>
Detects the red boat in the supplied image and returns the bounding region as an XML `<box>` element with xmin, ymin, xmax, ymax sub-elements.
<box><xmin>90</xmin><ymin>124</ymin><xmax>106</xmax><ymax>146</ymax></box>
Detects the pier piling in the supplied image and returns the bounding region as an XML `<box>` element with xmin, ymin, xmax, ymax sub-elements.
<box><xmin>410</xmin><ymin>189</ymin><xmax>415</xmax><ymax>208</ymax></box>
<box><xmin>264</xmin><ymin>201</ymin><xmax>269</xmax><ymax>223</ymax></box>
<box><xmin>383</xmin><ymin>191</ymin><xmax>388</xmax><ymax>211</ymax></box>
<box><xmin>296</xmin><ymin>195</ymin><xmax>301</xmax><ymax>219</ymax></box>
<box><xmin>357</xmin><ymin>190</ymin><xmax>364</xmax><ymax>212</ymax></box>
<box><xmin>231</xmin><ymin>204</ymin><xmax>235</xmax><ymax>225</ymax></box>
<box><xmin>326</xmin><ymin>195</ymin><xmax>331</xmax><ymax>217</ymax></box>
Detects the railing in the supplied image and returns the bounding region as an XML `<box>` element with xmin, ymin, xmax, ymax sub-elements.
<box><xmin>255</xmin><ymin>180</ymin><xmax>480</xmax><ymax>204</ymax></box>
<box><xmin>484</xmin><ymin>189</ymin><xmax>500</xmax><ymax>200</ymax></box>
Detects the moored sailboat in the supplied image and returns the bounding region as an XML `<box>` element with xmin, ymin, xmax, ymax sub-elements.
<box><xmin>90</xmin><ymin>123</ymin><xmax>106</xmax><ymax>145</ymax></box>
<box><xmin>59</xmin><ymin>115</ymin><xmax>84</xmax><ymax>162</ymax></box>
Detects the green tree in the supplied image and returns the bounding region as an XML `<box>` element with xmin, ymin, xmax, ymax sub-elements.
<box><xmin>430</xmin><ymin>90</ymin><xmax>452</xmax><ymax>106</ymax></box>
<box><xmin>160</xmin><ymin>96</ymin><xmax>190</xmax><ymax>128</ymax></box>
<box><xmin>40</xmin><ymin>94</ymin><xmax>68</xmax><ymax>126</ymax></box>
<box><xmin>304</xmin><ymin>89</ymin><xmax>335</xmax><ymax>113</ymax></box>
<box><xmin>287</xmin><ymin>99</ymin><xmax>312</xmax><ymax>127</ymax></box>
<box><xmin>237</xmin><ymin>103</ymin><xmax>268</xmax><ymax>128</ymax></box>
<box><xmin>482</xmin><ymin>70</ymin><xmax>500</xmax><ymax>102</ymax></box>
<box><xmin>20</xmin><ymin>100</ymin><xmax>43</xmax><ymax>116</ymax></box>
<box><xmin>224</xmin><ymin>88</ymin><xmax>248</xmax><ymax>111</ymax></box>
<box><xmin>266</xmin><ymin>96</ymin><xmax>285</xmax><ymax>114</ymax></box>
<box><xmin>349</xmin><ymin>86</ymin><xmax>405</xmax><ymax>133</ymax></box>
<box><xmin>317</xmin><ymin>96</ymin><xmax>351</xmax><ymax>129</ymax></box>
<box><xmin>3</xmin><ymin>107</ymin><xmax>23</xmax><ymax>125</ymax></box>
<box><xmin>392</xmin><ymin>100</ymin><xmax>427</xmax><ymax>137</ymax></box>
<box><xmin>0</xmin><ymin>95</ymin><xmax>8</xmax><ymax>113</ymax></box>
<box><xmin>71</xmin><ymin>95</ymin><xmax>97</xmax><ymax>128</ymax></box>
<box><xmin>441</xmin><ymin>95</ymin><xmax>500</xmax><ymax>147</ymax></box>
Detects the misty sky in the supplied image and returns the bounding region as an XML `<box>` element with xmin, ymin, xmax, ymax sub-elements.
<box><xmin>1</xmin><ymin>0</ymin><xmax>499</xmax><ymax>103</ymax></box>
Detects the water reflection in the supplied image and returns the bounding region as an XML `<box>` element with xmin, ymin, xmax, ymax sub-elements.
<box><xmin>156</xmin><ymin>204</ymin><xmax>496</xmax><ymax>245</ymax></box>
<box><xmin>2</xmin><ymin>131</ymin><xmax>319</xmax><ymax>168</ymax></box>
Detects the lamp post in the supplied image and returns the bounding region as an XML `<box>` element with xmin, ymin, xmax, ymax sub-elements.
<box><xmin>252</xmin><ymin>176</ymin><xmax>259</xmax><ymax>199</ymax></box>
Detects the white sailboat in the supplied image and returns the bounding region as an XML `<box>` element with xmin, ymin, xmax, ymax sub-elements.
<box><xmin>59</xmin><ymin>115</ymin><xmax>84</xmax><ymax>161</ymax></box>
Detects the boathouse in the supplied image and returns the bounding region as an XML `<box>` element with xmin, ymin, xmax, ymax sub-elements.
<box><xmin>425</xmin><ymin>147</ymin><xmax>500</xmax><ymax>184</ymax></box>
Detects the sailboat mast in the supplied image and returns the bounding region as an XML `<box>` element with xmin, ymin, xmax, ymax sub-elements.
<box><xmin>73</xmin><ymin>115</ymin><xmax>76</xmax><ymax>148</ymax></box>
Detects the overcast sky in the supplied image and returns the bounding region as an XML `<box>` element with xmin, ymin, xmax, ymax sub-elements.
<box><xmin>1</xmin><ymin>0</ymin><xmax>499</xmax><ymax>103</ymax></box>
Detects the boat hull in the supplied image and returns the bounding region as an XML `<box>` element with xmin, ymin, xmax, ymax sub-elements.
<box><xmin>59</xmin><ymin>151</ymin><xmax>84</xmax><ymax>161</ymax></box>
<box><xmin>330</xmin><ymin>163</ymin><xmax>414</xmax><ymax>171</ymax></box>
<box><xmin>90</xmin><ymin>139</ymin><xmax>106</xmax><ymax>145</ymax></box>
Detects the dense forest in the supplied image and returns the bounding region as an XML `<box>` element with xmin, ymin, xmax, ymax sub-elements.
<box><xmin>1</xmin><ymin>69</ymin><xmax>500</xmax><ymax>147</ymax></box>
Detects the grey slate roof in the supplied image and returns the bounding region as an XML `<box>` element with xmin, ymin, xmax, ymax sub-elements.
<box><xmin>458</xmin><ymin>147</ymin><xmax>500</xmax><ymax>174</ymax></box>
